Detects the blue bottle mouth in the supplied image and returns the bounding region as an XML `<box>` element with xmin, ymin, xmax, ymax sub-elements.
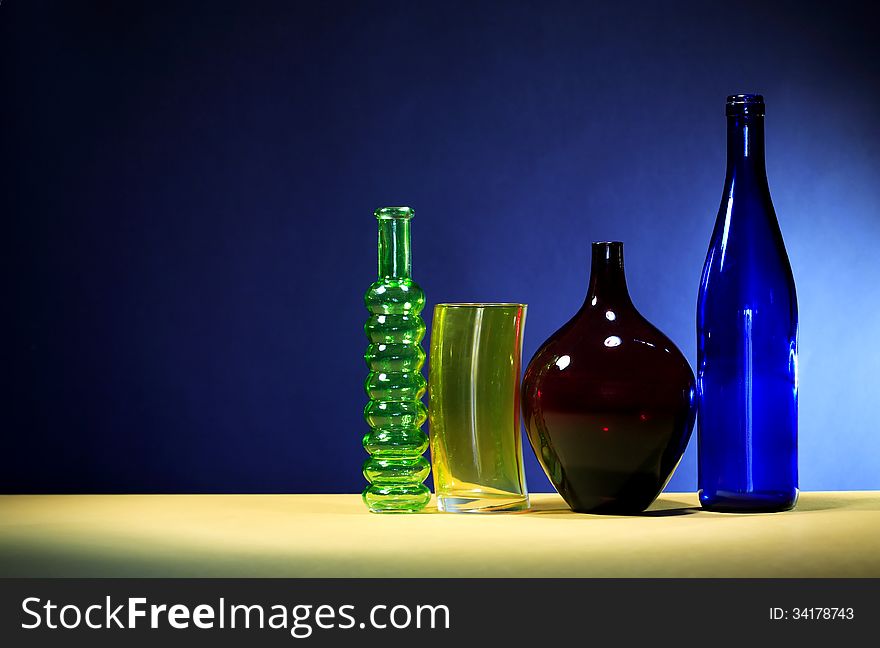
<box><xmin>726</xmin><ymin>94</ymin><xmax>765</xmax><ymax>117</ymax></box>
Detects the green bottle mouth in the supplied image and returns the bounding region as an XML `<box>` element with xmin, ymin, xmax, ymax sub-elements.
<box><xmin>374</xmin><ymin>206</ymin><xmax>414</xmax><ymax>220</ymax></box>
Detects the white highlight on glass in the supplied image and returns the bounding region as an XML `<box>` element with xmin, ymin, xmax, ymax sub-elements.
<box><xmin>604</xmin><ymin>336</ymin><xmax>622</xmax><ymax>348</ymax></box>
<box><xmin>719</xmin><ymin>183</ymin><xmax>734</xmax><ymax>271</ymax></box>
<box><xmin>469</xmin><ymin>308</ymin><xmax>484</xmax><ymax>479</ymax></box>
<box><xmin>555</xmin><ymin>355</ymin><xmax>571</xmax><ymax>370</ymax></box>
<box><xmin>742</xmin><ymin>307</ymin><xmax>754</xmax><ymax>491</ymax></box>
<box><xmin>605</xmin><ymin>310</ymin><xmax>616</xmax><ymax>321</ymax></box>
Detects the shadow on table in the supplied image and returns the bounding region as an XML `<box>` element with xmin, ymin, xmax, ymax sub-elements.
<box><xmin>524</xmin><ymin>495</ymin><xmax>699</xmax><ymax>519</ymax></box>
<box><xmin>422</xmin><ymin>492</ymin><xmax>879</xmax><ymax>517</ymax></box>
<box><xmin>525</xmin><ymin>493</ymin><xmax>880</xmax><ymax>518</ymax></box>
<box><xmin>787</xmin><ymin>493</ymin><xmax>880</xmax><ymax>513</ymax></box>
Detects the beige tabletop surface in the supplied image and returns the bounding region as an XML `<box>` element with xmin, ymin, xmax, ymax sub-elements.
<box><xmin>0</xmin><ymin>492</ymin><xmax>878</xmax><ymax>577</ymax></box>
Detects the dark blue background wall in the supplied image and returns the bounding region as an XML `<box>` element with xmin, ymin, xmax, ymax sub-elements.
<box><xmin>2</xmin><ymin>1</ymin><xmax>878</xmax><ymax>493</ymax></box>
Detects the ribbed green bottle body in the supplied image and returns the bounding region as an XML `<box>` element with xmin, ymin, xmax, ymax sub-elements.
<box><xmin>362</xmin><ymin>207</ymin><xmax>431</xmax><ymax>513</ymax></box>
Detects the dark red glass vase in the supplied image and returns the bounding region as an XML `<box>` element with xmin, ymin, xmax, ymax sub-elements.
<box><xmin>522</xmin><ymin>242</ymin><xmax>696</xmax><ymax>513</ymax></box>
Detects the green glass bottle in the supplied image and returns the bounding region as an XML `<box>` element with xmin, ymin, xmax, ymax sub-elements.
<box><xmin>362</xmin><ymin>207</ymin><xmax>431</xmax><ymax>513</ymax></box>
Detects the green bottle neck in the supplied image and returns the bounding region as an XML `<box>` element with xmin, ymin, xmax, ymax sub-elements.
<box><xmin>376</xmin><ymin>208</ymin><xmax>413</xmax><ymax>279</ymax></box>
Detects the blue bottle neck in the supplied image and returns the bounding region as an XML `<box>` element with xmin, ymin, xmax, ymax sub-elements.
<box><xmin>725</xmin><ymin>115</ymin><xmax>769</xmax><ymax>189</ymax></box>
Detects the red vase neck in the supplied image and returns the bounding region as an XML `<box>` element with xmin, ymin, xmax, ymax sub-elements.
<box><xmin>586</xmin><ymin>241</ymin><xmax>632</xmax><ymax>308</ymax></box>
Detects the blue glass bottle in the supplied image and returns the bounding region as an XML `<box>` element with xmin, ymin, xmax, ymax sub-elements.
<box><xmin>697</xmin><ymin>94</ymin><xmax>798</xmax><ymax>512</ymax></box>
